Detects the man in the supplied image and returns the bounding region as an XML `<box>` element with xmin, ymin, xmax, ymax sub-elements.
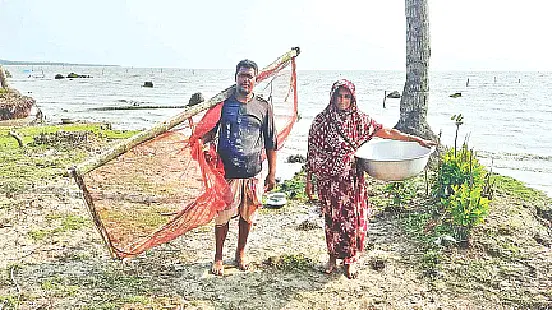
<box><xmin>204</xmin><ymin>59</ymin><xmax>277</xmax><ymax>276</ymax></box>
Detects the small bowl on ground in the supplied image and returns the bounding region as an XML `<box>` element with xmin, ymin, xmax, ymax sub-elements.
<box><xmin>265</xmin><ymin>193</ymin><xmax>287</xmax><ymax>209</ymax></box>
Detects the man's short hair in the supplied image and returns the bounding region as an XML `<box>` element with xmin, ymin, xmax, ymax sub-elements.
<box><xmin>235</xmin><ymin>59</ymin><xmax>258</xmax><ymax>76</ymax></box>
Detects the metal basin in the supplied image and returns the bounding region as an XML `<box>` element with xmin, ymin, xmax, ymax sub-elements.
<box><xmin>265</xmin><ymin>193</ymin><xmax>287</xmax><ymax>209</ymax></box>
<box><xmin>355</xmin><ymin>139</ymin><xmax>434</xmax><ymax>181</ymax></box>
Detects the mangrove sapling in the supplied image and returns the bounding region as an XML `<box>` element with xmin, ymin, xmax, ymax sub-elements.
<box><xmin>451</xmin><ymin>114</ymin><xmax>464</xmax><ymax>157</ymax></box>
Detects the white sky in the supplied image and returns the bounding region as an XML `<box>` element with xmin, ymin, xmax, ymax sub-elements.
<box><xmin>0</xmin><ymin>0</ymin><xmax>550</xmax><ymax>70</ymax></box>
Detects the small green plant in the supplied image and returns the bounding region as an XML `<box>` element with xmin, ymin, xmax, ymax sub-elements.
<box><xmin>433</xmin><ymin>146</ymin><xmax>485</xmax><ymax>199</ymax></box>
<box><xmin>273</xmin><ymin>170</ymin><xmax>308</xmax><ymax>202</ymax></box>
<box><xmin>433</xmin><ymin>145</ymin><xmax>491</xmax><ymax>244</ymax></box>
<box><xmin>422</xmin><ymin>249</ymin><xmax>442</xmax><ymax>269</ymax></box>
<box><xmin>0</xmin><ymin>295</ymin><xmax>19</xmax><ymax>309</ymax></box>
<box><xmin>384</xmin><ymin>179</ymin><xmax>420</xmax><ymax>209</ymax></box>
<box><xmin>432</xmin><ymin>115</ymin><xmax>492</xmax><ymax>245</ymax></box>
<box><xmin>446</xmin><ymin>183</ymin><xmax>490</xmax><ymax>242</ymax></box>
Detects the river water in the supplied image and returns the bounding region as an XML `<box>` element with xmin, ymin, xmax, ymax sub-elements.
<box><xmin>6</xmin><ymin>65</ymin><xmax>552</xmax><ymax>197</ymax></box>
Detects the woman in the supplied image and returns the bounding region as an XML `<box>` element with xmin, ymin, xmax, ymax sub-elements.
<box><xmin>305</xmin><ymin>79</ymin><xmax>433</xmax><ymax>278</ymax></box>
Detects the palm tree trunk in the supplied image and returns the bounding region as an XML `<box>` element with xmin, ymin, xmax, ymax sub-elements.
<box><xmin>394</xmin><ymin>0</ymin><xmax>435</xmax><ymax>140</ymax></box>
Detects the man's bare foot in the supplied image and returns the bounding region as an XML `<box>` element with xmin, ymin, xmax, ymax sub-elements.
<box><xmin>344</xmin><ymin>262</ymin><xmax>358</xmax><ymax>279</ymax></box>
<box><xmin>211</xmin><ymin>260</ymin><xmax>224</xmax><ymax>276</ymax></box>
<box><xmin>234</xmin><ymin>252</ymin><xmax>249</xmax><ymax>270</ymax></box>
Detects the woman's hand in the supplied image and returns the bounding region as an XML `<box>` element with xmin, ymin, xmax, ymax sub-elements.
<box><xmin>305</xmin><ymin>179</ymin><xmax>314</xmax><ymax>201</ymax></box>
<box><xmin>416</xmin><ymin>138</ymin><xmax>437</xmax><ymax>148</ymax></box>
<box><xmin>375</xmin><ymin>128</ymin><xmax>437</xmax><ymax>149</ymax></box>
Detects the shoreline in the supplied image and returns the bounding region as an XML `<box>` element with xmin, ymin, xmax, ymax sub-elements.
<box><xmin>0</xmin><ymin>123</ymin><xmax>550</xmax><ymax>309</ymax></box>
<box><xmin>3</xmin><ymin>108</ymin><xmax>551</xmax><ymax>200</ymax></box>
<box><xmin>5</xmin><ymin>68</ymin><xmax>551</xmax><ymax>199</ymax></box>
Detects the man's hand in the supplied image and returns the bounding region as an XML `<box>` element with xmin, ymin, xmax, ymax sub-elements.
<box><xmin>264</xmin><ymin>173</ymin><xmax>276</xmax><ymax>192</ymax></box>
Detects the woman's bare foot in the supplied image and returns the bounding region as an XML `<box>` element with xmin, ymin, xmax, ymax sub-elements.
<box><xmin>211</xmin><ymin>260</ymin><xmax>224</xmax><ymax>276</ymax></box>
<box><xmin>235</xmin><ymin>251</ymin><xmax>249</xmax><ymax>270</ymax></box>
<box><xmin>324</xmin><ymin>255</ymin><xmax>337</xmax><ymax>274</ymax></box>
<box><xmin>344</xmin><ymin>262</ymin><xmax>358</xmax><ymax>279</ymax></box>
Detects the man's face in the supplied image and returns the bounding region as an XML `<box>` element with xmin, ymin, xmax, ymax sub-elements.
<box><xmin>235</xmin><ymin>67</ymin><xmax>256</xmax><ymax>96</ymax></box>
<box><xmin>335</xmin><ymin>88</ymin><xmax>352</xmax><ymax>111</ymax></box>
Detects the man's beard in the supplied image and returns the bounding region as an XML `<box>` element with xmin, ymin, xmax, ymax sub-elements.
<box><xmin>237</xmin><ymin>85</ymin><xmax>251</xmax><ymax>96</ymax></box>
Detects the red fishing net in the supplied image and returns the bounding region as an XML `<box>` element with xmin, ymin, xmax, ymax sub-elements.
<box><xmin>74</xmin><ymin>49</ymin><xmax>299</xmax><ymax>258</ymax></box>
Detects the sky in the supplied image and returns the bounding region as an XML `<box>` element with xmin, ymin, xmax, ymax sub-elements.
<box><xmin>0</xmin><ymin>0</ymin><xmax>551</xmax><ymax>70</ymax></box>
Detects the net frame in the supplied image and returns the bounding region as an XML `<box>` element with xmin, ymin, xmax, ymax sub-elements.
<box><xmin>71</xmin><ymin>47</ymin><xmax>300</xmax><ymax>259</ymax></box>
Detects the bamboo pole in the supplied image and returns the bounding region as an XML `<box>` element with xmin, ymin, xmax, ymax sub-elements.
<box><xmin>88</xmin><ymin>105</ymin><xmax>188</xmax><ymax>111</ymax></box>
<box><xmin>72</xmin><ymin>170</ymin><xmax>118</xmax><ymax>258</ymax></box>
<box><xmin>70</xmin><ymin>47</ymin><xmax>300</xmax><ymax>177</ymax></box>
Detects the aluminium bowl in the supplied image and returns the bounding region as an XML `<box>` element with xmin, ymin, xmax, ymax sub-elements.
<box><xmin>355</xmin><ymin>139</ymin><xmax>434</xmax><ymax>181</ymax></box>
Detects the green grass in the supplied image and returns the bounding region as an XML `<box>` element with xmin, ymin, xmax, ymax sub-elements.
<box><xmin>0</xmin><ymin>124</ymin><xmax>140</xmax><ymax>195</ymax></box>
<box><xmin>494</xmin><ymin>175</ymin><xmax>550</xmax><ymax>203</ymax></box>
<box><xmin>60</xmin><ymin>214</ymin><xmax>89</xmax><ymax>230</ymax></box>
<box><xmin>28</xmin><ymin>214</ymin><xmax>91</xmax><ymax>241</ymax></box>
<box><xmin>28</xmin><ymin>229</ymin><xmax>50</xmax><ymax>241</ymax></box>
<box><xmin>0</xmin><ymin>123</ymin><xmax>139</xmax><ymax>140</ymax></box>
<box><xmin>41</xmin><ymin>276</ymin><xmax>79</xmax><ymax>297</ymax></box>
<box><xmin>122</xmin><ymin>295</ymin><xmax>150</xmax><ymax>305</ymax></box>
<box><xmin>0</xmin><ymin>295</ymin><xmax>19</xmax><ymax>308</ymax></box>
<box><xmin>98</xmin><ymin>206</ymin><xmax>175</xmax><ymax>235</ymax></box>
<box><xmin>264</xmin><ymin>253</ymin><xmax>315</xmax><ymax>271</ymax></box>
<box><xmin>272</xmin><ymin>169</ymin><xmax>309</xmax><ymax>202</ymax></box>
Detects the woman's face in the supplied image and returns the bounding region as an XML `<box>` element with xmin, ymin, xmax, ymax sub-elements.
<box><xmin>335</xmin><ymin>87</ymin><xmax>352</xmax><ymax>111</ymax></box>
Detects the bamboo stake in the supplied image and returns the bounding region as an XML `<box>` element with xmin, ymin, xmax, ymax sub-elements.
<box><xmin>9</xmin><ymin>129</ymin><xmax>23</xmax><ymax>148</ymax></box>
<box><xmin>9</xmin><ymin>266</ymin><xmax>21</xmax><ymax>307</ymax></box>
<box><xmin>72</xmin><ymin>169</ymin><xmax>118</xmax><ymax>258</ymax></box>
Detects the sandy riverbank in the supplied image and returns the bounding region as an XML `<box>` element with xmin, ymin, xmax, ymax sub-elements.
<box><xmin>0</xmin><ymin>124</ymin><xmax>551</xmax><ymax>309</ymax></box>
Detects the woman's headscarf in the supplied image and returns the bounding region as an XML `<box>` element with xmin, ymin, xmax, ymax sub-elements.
<box><xmin>307</xmin><ymin>79</ymin><xmax>382</xmax><ymax>178</ymax></box>
<box><xmin>328</xmin><ymin>79</ymin><xmax>358</xmax><ymax>113</ymax></box>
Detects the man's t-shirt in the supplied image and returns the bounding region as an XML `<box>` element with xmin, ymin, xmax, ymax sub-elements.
<box><xmin>217</xmin><ymin>94</ymin><xmax>277</xmax><ymax>179</ymax></box>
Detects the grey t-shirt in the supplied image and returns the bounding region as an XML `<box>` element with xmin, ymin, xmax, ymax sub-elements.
<box><xmin>216</xmin><ymin>94</ymin><xmax>277</xmax><ymax>179</ymax></box>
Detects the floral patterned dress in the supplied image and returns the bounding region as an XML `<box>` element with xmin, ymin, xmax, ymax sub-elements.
<box><xmin>307</xmin><ymin>79</ymin><xmax>382</xmax><ymax>264</ymax></box>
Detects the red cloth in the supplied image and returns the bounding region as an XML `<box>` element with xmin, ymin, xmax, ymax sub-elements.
<box><xmin>114</xmin><ymin>58</ymin><xmax>298</xmax><ymax>258</ymax></box>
